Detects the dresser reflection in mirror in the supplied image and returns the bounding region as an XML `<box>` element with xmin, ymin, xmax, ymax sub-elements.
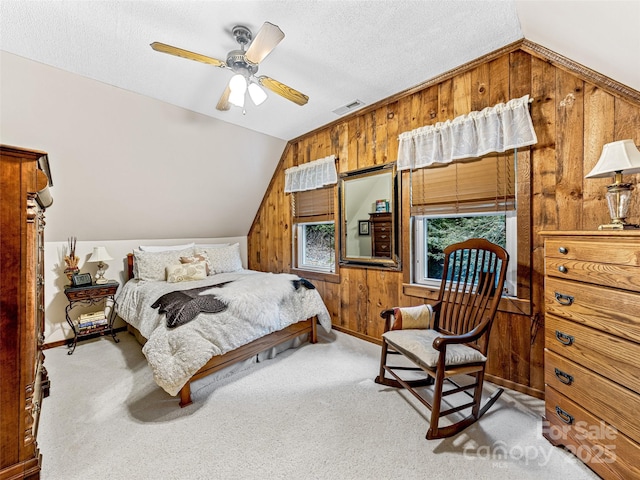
<box><xmin>339</xmin><ymin>162</ymin><xmax>400</xmax><ymax>269</ymax></box>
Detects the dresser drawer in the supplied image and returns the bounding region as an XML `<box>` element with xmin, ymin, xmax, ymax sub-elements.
<box><xmin>545</xmin><ymin>349</ymin><xmax>640</xmax><ymax>444</ymax></box>
<box><xmin>544</xmin><ymin>387</ymin><xmax>640</xmax><ymax>480</ymax></box>
<box><xmin>372</xmin><ymin>223</ymin><xmax>391</xmax><ymax>235</ymax></box>
<box><xmin>374</xmin><ymin>230</ymin><xmax>391</xmax><ymax>242</ymax></box>
<box><xmin>546</xmin><ymin>314</ymin><xmax>640</xmax><ymax>394</ymax></box>
<box><xmin>545</xmin><ymin>238</ymin><xmax>640</xmax><ymax>266</ymax></box>
<box><xmin>545</xmin><ymin>257</ymin><xmax>640</xmax><ymax>292</ymax></box>
<box><xmin>545</xmin><ymin>277</ymin><xmax>640</xmax><ymax>343</ymax></box>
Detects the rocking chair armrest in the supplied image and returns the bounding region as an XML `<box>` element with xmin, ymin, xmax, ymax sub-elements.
<box><xmin>432</xmin><ymin>323</ymin><xmax>486</xmax><ymax>351</ymax></box>
<box><xmin>380</xmin><ymin>309</ymin><xmax>395</xmax><ymax>332</ymax></box>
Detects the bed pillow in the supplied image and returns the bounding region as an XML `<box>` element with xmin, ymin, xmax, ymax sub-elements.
<box><xmin>133</xmin><ymin>247</ymin><xmax>195</xmax><ymax>281</ymax></box>
<box><xmin>166</xmin><ymin>262</ymin><xmax>207</xmax><ymax>283</ymax></box>
<box><xmin>195</xmin><ymin>243</ymin><xmax>229</xmax><ymax>249</ymax></box>
<box><xmin>197</xmin><ymin>243</ymin><xmax>243</xmax><ymax>274</ymax></box>
<box><xmin>138</xmin><ymin>242</ymin><xmax>195</xmax><ymax>252</ymax></box>
<box><xmin>180</xmin><ymin>253</ymin><xmax>211</xmax><ymax>275</ymax></box>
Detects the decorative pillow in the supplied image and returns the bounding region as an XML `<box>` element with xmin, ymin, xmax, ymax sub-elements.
<box><xmin>195</xmin><ymin>243</ymin><xmax>229</xmax><ymax>249</ymax></box>
<box><xmin>391</xmin><ymin>304</ymin><xmax>433</xmax><ymax>330</ymax></box>
<box><xmin>133</xmin><ymin>247</ymin><xmax>195</xmax><ymax>281</ymax></box>
<box><xmin>197</xmin><ymin>243</ymin><xmax>243</xmax><ymax>274</ymax></box>
<box><xmin>138</xmin><ymin>242</ymin><xmax>195</xmax><ymax>252</ymax></box>
<box><xmin>180</xmin><ymin>253</ymin><xmax>211</xmax><ymax>275</ymax></box>
<box><xmin>166</xmin><ymin>262</ymin><xmax>207</xmax><ymax>283</ymax></box>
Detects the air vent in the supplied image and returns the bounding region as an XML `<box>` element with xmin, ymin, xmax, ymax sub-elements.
<box><xmin>332</xmin><ymin>99</ymin><xmax>366</xmax><ymax>116</ymax></box>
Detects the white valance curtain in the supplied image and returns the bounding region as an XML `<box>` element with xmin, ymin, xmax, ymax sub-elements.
<box><xmin>284</xmin><ymin>155</ymin><xmax>338</xmax><ymax>193</ymax></box>
<box><xmin>397</xmin><ymin>95</ymin><xmax>537</xmax><ymax>171</ymax></box>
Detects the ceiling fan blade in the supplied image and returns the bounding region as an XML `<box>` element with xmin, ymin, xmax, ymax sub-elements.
<box><xmin>258</xmin><ymin>76</ymin><xmax>309</xmax><ymax>106</ymax></box>
<box><xmin>151</xmin><ymin>42</ymin><xmax>226</xmax><ymax>68</ymax></box>
<box><xmin>245</xmin><ymin>22</ymin><xmax>285</xmax><ymax>64</ymax></box>
<box><xmin>216</xmin><ymin>84</ymin><xmax>231</xmax><ymax>111</ymax></box>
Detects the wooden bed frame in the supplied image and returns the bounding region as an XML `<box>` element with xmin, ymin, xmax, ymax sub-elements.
<box><xmin>125</xmin><ymin>253</ymin><xmax>318</xmax><ymax>407</ymax></box>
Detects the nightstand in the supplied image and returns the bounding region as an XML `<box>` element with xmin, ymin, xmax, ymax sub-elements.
<box><xmin>64</xmin><ymin>281</ymin><xmax>120</xmax><ymax>354</ymax></box>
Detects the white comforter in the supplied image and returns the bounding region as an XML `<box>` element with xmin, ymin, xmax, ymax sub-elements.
<box><xmin>116</xmin><ymin>270</ymin><xmax>331</xmax><ymax>396</ymax></box>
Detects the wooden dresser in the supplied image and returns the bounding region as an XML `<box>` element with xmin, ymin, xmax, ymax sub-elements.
<box><xmin>541</xmin><ymin>231</ymin><xmax>640</xmax><ymax>480</ymax></box>
<box><xmin>369</xmin><ymin>212</ymin><xmax>392</xmax><ymax>258</ymax></box>
<box><xmin>0</xmin><ymin>145</ymin><xmax>53</xmax><ymax>480</ymax></box>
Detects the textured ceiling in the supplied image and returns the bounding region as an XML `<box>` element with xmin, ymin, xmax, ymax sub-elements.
<box><xmin>0</xmin><ymin>0</ymin><xmax>522</xmax><ymax>140</ymax></box>
<box><xmin>1</xmin><ymin>1</ymin><xmax>638</xmax><ymax>141</ymax></box>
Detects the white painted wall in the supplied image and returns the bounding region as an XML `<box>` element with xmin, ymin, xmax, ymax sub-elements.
<box><xmin>0</xmin><ymin>52</ymin><xmax>286</xmax><ymax>346</ymax></box>
<box><xmin>0</xmin><ymin>51</ymin><xmax>287</xmax><ymax>241</ymax></box>
<box><xmin>44</xmin><ymin>237</ymin><xmax>247</xmax><ymax>345</ymax></box>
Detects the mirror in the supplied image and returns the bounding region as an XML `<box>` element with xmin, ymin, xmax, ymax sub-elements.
<box><xmin>339</xmin><ymin>162</ymin><xmax>400</xmax><ymax>269</ymax></box>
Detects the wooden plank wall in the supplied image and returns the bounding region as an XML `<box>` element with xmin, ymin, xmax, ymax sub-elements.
<box><xmin>248</xmin><ymin>45</ymin><xmax>640</xmax><ymax>398</ymax></box>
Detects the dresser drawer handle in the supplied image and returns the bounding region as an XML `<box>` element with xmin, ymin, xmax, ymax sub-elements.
<box><xmin>555</xmin><ymin>406</ymin><xmax>574</xmax><ymax>425</ymax></box>
<box><xmin>558</xmin><ymin>265</ymin><xmax>568</xmax><ymax>274</ymax></box>
<box><xmin>555</xmin><ymin>330</ymin><xmax>574</xmax><ymax>346</ymax></box>
<box><xmin>554</xmin><ymin>292</ymin><xmax>574</xmax><ymax>306</ymax></box>
<box><xmin>558</xmin><ymin>247</ymin><xmax>568</xmax><ymax>255</ymax></box>
<box><xmin>554</xmin><ymin>368</ymin><xmax>574</xmax><ymax>385</ymax></box>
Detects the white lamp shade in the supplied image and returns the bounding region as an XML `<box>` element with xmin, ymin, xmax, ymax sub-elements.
<box><xmin>248</xmin><ymin>82</ymin><xmax>267</xmax><ymax>106</ymax></box>
<box><xmin>228</xmin><ymin>90</ymin><xmax>245</xmax><ymax>108</ymax></box>
<box><xmin>585</xmin><ymin>139</ymin><xmax>640</xmax><ymax>178</ymax></box>
<box><xmin>88</xmin><ymin>246</ymin><xmax>113</xmax><ymax>263</ymax></box>
<box><xmin>229</xmin><ymin>74</ymin><xmax>247</xmax><ymax>94</ymax></box>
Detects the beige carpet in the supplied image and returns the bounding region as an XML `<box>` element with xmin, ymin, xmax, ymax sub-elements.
<box><xmin>38</xmin><ymin>330</ymin><xmax>597</xmax><ymax>480</ymax></box>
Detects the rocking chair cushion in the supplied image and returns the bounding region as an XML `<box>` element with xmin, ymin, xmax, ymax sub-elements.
<box><xmin>391</xmin><ymin>304</ymin><xmax>432</xmax><ymax>330</ymax></box>
<box><xmin>383</xmin><ymin>329</ymin><xmax>487</xmax><ymax>369</ymax></box>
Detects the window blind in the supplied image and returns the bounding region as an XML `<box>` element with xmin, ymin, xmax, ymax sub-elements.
<box><xmin>292</xmin><ymin>186</ymin><xmax>334</xmax><ymax>223</ymax></box>
<box><xmin>411</xmin><ymin>153</ymin><xmax>515</xmax><ymax>216</ymax></box>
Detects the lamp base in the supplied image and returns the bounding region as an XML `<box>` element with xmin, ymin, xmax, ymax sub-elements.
<box><xmin>598</xmin><ymin>223</ymin><xmax>640</xmax><ymax>230</ymax></box>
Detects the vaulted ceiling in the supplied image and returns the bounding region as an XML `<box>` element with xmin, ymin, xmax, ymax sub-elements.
<box><xmin>2</xmin><ymin>1</ymin><xmax>638</xmax><ymax>141</ymax></box>
<box><xmin>2</xmin><ymin>1</ymin><xmax>638</xmax><ymax>243</ymax></box>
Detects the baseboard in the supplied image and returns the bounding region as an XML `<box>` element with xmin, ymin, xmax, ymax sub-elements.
<box><xmin>331</xmin><ymin>325</ymin><xmax>382</xmax><ymax>345</ymax></box>
<box><xmin>484</xmin><ymin>374</ymin><xmax>544</xmax><ymax>400</ymax></box>
<box><xmin>42</xmin><ymin>325</ymin><xmax>128</xmax><ymax>350</ymax></box>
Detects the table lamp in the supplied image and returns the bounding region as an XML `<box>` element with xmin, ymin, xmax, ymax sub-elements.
<box><xmin>88</xmin><ymin>247</ymin><xmax>113</xmax><ymax>284</ymax></box>
<box><xmin>585</xmin><ymin>139</ymin><xmax>640</xmax><ymax>230</ymax></box>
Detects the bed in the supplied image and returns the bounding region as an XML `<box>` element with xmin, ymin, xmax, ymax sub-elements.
<box><xmin>115</xmin><ymin>243</ymin><xmax>331</xmax><ymax>407</ymax></box>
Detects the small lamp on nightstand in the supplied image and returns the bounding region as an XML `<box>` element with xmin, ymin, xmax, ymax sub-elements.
<box><xmin>88</xmin><ymin>247</ymin><xmax>113</xmax><ymax>284</ymax></box>
<box><xmin>585</xmin><ymin>139</ymin><xmax>640</xmax><ymax>230</ymax></box>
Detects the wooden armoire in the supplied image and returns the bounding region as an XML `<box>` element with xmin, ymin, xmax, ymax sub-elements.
<box><xmin>0</xmin><ymin>145</ymin><xmax>53</xmax><ymax>480</ymax></box>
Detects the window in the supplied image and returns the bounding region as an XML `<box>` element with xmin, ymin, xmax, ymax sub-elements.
<box><xmin>411</xmin><ymin>153</ymin><xmax>517</xmax><ymax>296</ymax></box>
<box><xmin>292</xmin><ymin>186</ymin><xmax>336</xmax><ymax>274</ymax></box>
<box><xmin>296</xmin><ymin>221</ymin><xmax>335</xmax><ymax>272</ymax></box>
<box><xmin>413</xmin><ymin>212</ymin><xmax>517</xmax><ymax>295</ymax></box>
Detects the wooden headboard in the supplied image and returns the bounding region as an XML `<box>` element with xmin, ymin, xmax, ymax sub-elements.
<box><xmin>126</xmin><ymin>253</ymin><xmax>134</xmax><ymax>281</ymax></box>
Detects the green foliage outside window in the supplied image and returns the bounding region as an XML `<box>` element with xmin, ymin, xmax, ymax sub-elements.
<box><xmin>426</xmin><ymin>215</ymin><xmax>506</xmax><ymax>279</ymax></box>
<box><xmin>303</xmin><ymin>223</ymin><xmax>335</xmax><ymax>270</ymax></box>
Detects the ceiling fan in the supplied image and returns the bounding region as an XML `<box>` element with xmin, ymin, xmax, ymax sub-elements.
<box><xmin>151</xmin><ymin>22</ymin><xmax>309</xmax><ymax>112</ymax></box>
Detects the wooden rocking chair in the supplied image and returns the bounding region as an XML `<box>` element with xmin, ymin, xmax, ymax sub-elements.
<box><xmin>375</xmin><ymin>238</ymin><xmax>509</xmax><ymax>439</ymax></box>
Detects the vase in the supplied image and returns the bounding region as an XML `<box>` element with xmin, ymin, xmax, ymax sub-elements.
<box><xmin>64</xmin><ymin>266</ymin><xmax>79</xmax><ymax>283</ymax></box>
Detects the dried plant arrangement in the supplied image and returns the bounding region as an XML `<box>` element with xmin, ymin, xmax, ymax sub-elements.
<box><xmin>64</xmin><ymin>236</ymin><xmax>79</xmax><ymax>281</ymax></box>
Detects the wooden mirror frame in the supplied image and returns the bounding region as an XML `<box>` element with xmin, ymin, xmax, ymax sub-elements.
<box><xmin>338</xmin><ymin>162</ymin><xmax>401</xmax><ymax>270</ymax></box>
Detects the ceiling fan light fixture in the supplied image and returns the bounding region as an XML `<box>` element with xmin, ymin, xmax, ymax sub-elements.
<box><xmin>228</xmin><ymin>89</ymin><xmax>245</xmax><ymax>108</ymax></box>
<box><xmin>152</xmin><ymin>21</ymin><xmax>308</xmax><ymax>113</ymax></box>
<box><xmin>248</xmin><ymin>82</ymin><xmax>268</xmax><ymax>106</ymax></box>
<box><xmin>229</xmin><ymin>73</ymin><xmax>247</xmax><ymax>94</ymax></box>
